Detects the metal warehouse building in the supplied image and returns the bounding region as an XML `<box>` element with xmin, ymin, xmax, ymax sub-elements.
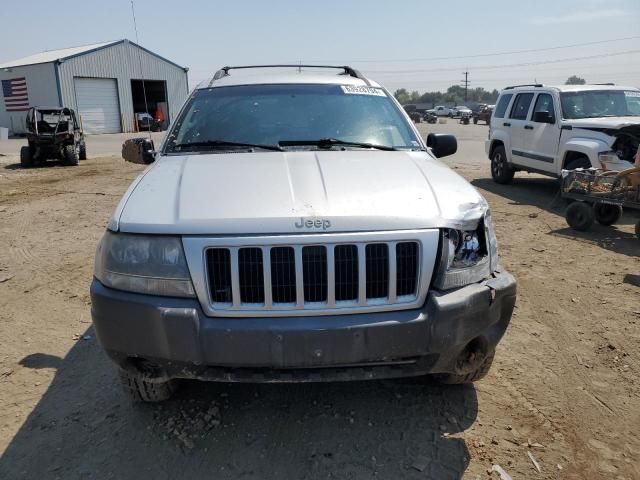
<box><xmin>0</xmin><ymin>39</ymin><xmax>188</xmax><ymax>134</ymax></box>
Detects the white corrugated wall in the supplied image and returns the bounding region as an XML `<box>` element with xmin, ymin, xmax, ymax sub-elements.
<box><xmin>0</xmin><ymin>63</ymin><xmax>59</xmax><ymax>134</ymax></box>
<box><xmin>57</xmin><ymin>40</ymin><xmax>188</xmax><ymax>133</ymax></box>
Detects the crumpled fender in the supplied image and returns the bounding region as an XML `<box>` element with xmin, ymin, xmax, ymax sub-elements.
<box><xmin>559</xmin><ymin>137</ymin><xmax>611</xmax><ymax>170</ymax></box>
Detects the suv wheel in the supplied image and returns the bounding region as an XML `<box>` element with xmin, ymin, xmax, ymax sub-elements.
<box><xmin>594</xmin><ymin>204</ymin><xmax>622</xmax><ymax>226</ymax></box>
<box><xmin>565</xmin><ymin>156</ymin><xmax>591</xmax><ymax>170</ymax></box>
<box><xmin>565</xmin><ymin>202</ymin><xmax>594</xmax><ymax>231</ymax></box>
<box><xmin>79</xmin><ymin>142</ymin><xmax>87</xmax><ymax>160</ymax></box>
<box><xmin>20</xmin><ymin>146</ymin><xmax>34</xmax><ymax>168</ymax></box>
<box><xmin>63</xmin><ymin>144</ymin><xmax>79</xmax><ymax>166</ymax></box>
<box><xmin>118</xmin><ymin>369</ymin><xmax>178</xmax><ymax>402</ymax></box>
<box><xmin>435</xmin><ymin>350</ymin><xmax>495</xmax><ymax>384</ymax></box>
<box><xmin>490</xmin><ymin>146</ymin><xmax>514</xmax><ymax>184</ymax></box>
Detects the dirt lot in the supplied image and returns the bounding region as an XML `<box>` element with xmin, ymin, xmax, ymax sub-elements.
<box><xmin>0</xmin><ymin>124</ymin><xmax>638</xmax><ymax>479</ymax></box>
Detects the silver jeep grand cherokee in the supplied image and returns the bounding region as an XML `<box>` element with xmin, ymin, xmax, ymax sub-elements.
<box><xmin>91</xmin><ymin>65</ymin><xmax>516</xmax><ymax>402</ymax></box>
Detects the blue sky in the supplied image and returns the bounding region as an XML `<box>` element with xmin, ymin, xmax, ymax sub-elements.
<box><xmin>2</xmin><ymin>0</ymin><xmax>639</xmax><ymax>92</ymax></box>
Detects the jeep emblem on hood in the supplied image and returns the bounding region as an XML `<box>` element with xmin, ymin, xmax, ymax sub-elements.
<box><xmin>295</xmin><ymin>217</ymin><xmax>331</xmax><ymax>230</ymax></box>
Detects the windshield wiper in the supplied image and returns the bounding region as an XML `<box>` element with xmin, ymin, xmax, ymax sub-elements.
<box><xmin>279</xmin><ymin>138</ymin><xmax>398</xmax><ymax>151</ymax></box>
<box><xmin>170</xmin><ymin>140</ymin><xmax>284</xmax><ymax>152</ymax></box>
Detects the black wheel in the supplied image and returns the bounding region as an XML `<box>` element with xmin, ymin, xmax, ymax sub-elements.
<box><xmin>635</xmin><ymin>221</ymin><xmax>640</xmax><ymax>239</ymax></box>
<box><xmin>594</xmin><ymin>204</ymin><xmax>622</xmax><ymax>226</ymax></box>
<box><xmin>435</xmin><ymin>350</ymin><xmax>495</xmax><ymax>384</ymax></box>
<box><xmin>63</xmin><ymin>144</ymin><xmax>79</xmax><ymax>166</ymax></box>
<box><xmin>79</xmin><ymin>142</ymin><xmax>87</xmax><ymax>160</ymax></box>
<box><xmin>118</xmin><ymin>369</ymin><xmax>178</xmax><ymax>402</ymax></box>
<box><xmin>473</xmin><ymin>117</ymin><xmax>478</xmax><ymax>124</ymax></box>
<box><xmin>490</xmin><ymin>145</ymin><xmax>515</xmax><ymax>184</ymax></box>
<box><xmin>565</xmin><ymin>156</ymin><xmax>591</xmax><ymax>170</ymax></box>
<box><xmin>565</xmin><ymin>202</ymin><xmax>594</xmax><ymax>231</ymax></box>
<box><xmin>20</xmin><ymin>146</ymin><xmax>33</xmax><ymax>168</ymax></box>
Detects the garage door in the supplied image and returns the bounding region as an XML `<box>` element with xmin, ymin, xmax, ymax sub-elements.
<box><xmin>74</xmin><ymin>78</ymin><xmax>121</xmax><ymax>134</ymax></box>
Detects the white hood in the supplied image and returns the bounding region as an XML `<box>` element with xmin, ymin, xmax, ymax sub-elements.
<box><xmin>566</xmin><ymin>116</ymin><xmax>640</xmax><ymax>130</ymax></box>
<box><xmin>111</xmin><ymin>150</ymin><xmax>487</xmax><ymax>235</ymax></box>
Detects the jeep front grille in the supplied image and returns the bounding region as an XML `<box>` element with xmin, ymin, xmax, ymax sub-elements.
<box><xmin>187</xmin><ymin>230</ymin><xmax>439</xmax><ymax>317</ymax></box>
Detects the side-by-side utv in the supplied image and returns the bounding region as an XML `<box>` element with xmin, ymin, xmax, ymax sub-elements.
<box><xmin>21</xmin><ymin>107</ymin><xmax>87</xmax><ymax>168</ymax></box>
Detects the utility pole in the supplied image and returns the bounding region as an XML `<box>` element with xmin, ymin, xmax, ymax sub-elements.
<box><xmin>461</xmin><ymin>70</ymin><xmax>470</xmax><ymax>103</ymax></box>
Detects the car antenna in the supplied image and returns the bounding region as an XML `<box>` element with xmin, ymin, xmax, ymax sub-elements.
<box><xmin>130</xmin><ymin>0</ymin><xmax>152</xmax><ymax>141</ymax></box>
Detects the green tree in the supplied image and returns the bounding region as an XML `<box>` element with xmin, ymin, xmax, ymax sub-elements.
<box><xmin>393</xmin><ymin>88</ymin><xmax>410</xmax><ymax>104</ymax></box>
<box><xmin>565</xmin><ymin>75</ymin><xmax>586</xmax><ymax>85</ymax></box>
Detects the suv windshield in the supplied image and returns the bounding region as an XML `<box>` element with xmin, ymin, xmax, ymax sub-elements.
<box><xmin>560</xmin><ymin>90</ymin><xmax>640</xmax><ymax>119</ymax></box>
<box><xmin>165</xmin><ymin>84</ymin><xmax>421</xmax><ymax>153</ymax></box>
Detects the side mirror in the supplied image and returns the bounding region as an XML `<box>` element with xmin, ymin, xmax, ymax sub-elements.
<box><xmin>533</xmin><ymin>110</ymin><xmax>554</xmax><ymax>124</ymax></box>
<box><xmin>427</xmin><ymin>133</ymin><xmax>457</xmax><ymax>158</ymax></box>
<box><xmin>122</xmin><ymin>138</ymin><xmax>155</xmax><ymax>164</ymax></box>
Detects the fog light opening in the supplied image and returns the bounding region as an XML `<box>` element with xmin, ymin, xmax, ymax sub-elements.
<box><xmin>455</xmin><ymin>337</ymin><xmax>488</xmax><ymax>374</ymax></box>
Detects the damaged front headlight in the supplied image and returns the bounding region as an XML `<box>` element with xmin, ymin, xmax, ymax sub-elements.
<box><xmin>94</xmin><ymin>231</ymin><xmax>196</xmax><ymax>297</ymax></box>
<box><xmin>434</xmin><ymin>211</ymin><xmax>499</xmax><ymax>290</ymax></box>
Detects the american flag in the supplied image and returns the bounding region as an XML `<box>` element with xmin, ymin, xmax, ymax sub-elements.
<box><xmin>2</xmin><ymin>77</ymin><xmax>29</xmax><ymax>112</ymax></box>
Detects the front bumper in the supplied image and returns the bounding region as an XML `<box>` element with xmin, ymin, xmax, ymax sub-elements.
<box><xmin>90</xmin><ymin>271</ymin><xmax>516</xmax><ymax>382</ymax></box>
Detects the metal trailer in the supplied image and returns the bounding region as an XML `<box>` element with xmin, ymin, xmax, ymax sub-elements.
<box><xmin>561</xmin><ymin>168</ymin><xmax>640</xmax><ymax>238</ymax></box>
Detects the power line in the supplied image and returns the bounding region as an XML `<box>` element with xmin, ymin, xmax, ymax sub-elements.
<box><xmin>369</xmin><ymin>49</ymin><xmax>640</xmax><ymax>75</ymax></box>
<box><xmin>312</xmin><ymin>35</ymin><xmax>640</xmax><ymax>64</ymax></box>
<box><xmin>461</xmin><ymin>71</ymin><xmax>469</xmax><ymax>102</ymax></box>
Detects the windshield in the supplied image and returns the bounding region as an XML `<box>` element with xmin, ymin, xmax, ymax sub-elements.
<box><xmin>164</xmin><ymin>84</ymin><xmax>421</xmax><ymax>153</ymax></box>
<box><xmin>560</xmin><ymin>90</ymin><xmax>640</xmax><ymax>119</ymax></box>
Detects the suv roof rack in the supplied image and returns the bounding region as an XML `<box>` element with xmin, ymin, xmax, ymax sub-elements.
<box><xmin>504</xmin><ymin>84</ymin><xmax>544</xmax><ymax>90</ymax></box>
<box><xmin>591</xmin><ymin>83</ymin><xmax>615</xmax><ymax>86</ymax></box>
<box><xmin>209</xmin><ymin>64</ymin><xmax>370</xmax><ymax>86</ymax></box>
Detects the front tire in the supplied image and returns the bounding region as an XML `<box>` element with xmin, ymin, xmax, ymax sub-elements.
<box><xmin>491</xmin><ymin>145</ymin><xmax>515</xmax><ymax>184</ymax></box>
<box><xmin>435</xmin><ymin>350</ymin><xmax>495</xmax><ymax>384</ymax></box>
<box><xmin>118</xmin><ymin>369</ymin><xmax>178</xmax><ymax>402</ymax></box>
<box><xmin>63</xmin><ymin>144</ymin><xmax>79</xmax><ymax>166</ymax></box>
<box><xmin>566</xmin><ymin>202</ymin><xmax>594</xmax><ymax>231</ymax></box>
<box><xmin>79</xmin><ymin>142</ymin><xmax>87</xmax><ymax>160</ymax></box>
<box><xmin>20</xmin><ymin>146</ymin><xmax>33</xmax><ymax>168</ymax></box>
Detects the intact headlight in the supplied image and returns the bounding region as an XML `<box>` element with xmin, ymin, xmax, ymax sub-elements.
<box><xmin>434</xmin><ymin>211</ymin><xmax>499</xmax><ymax>290</ymax></box>
<box><xmin>94</xmin><ymin>231</ymin><xmax>195</xmax><ymax>297</ymax></box>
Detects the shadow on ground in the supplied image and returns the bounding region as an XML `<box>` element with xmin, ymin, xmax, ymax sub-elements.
<box><xmin>0</xmin><ymin>328</ymin><xmax>477</xmax><ymax>479</ymax></box>
<box><xmin>473</xmin><ymin>176</ymin><xmax>639</xmax><ymax>257</ymax></box>
<box><xmin>4</xmin><ymin>160</ymin><xmax>73</xmax><ymax>170</ymax></box>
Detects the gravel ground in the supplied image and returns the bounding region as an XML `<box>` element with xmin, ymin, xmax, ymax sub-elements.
<box><xmin>0</xmin><ymin>122</ymin><xmax>638</xmax><ymax>479</ymax></box>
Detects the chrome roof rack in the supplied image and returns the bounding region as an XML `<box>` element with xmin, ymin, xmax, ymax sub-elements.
<box><xmin>209</xmin><ymin>64</ymin><xmax>370</xmax><ymax>86</ymax></box>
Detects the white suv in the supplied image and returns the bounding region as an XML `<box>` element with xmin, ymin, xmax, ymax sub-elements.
<box><xmin>486</xmin><ymin>84</ymin><xmax>640</xmax><ymax>184</ymax></box>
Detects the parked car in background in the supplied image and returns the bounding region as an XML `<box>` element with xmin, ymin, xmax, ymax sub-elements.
<box><xmin>427</xmin><ymin>105</ymin><xmax>452</xmax><ymax>117</ymax></box>
<box><xmin>135</xmin><ymin>112</ymin><xmax>162</xmax><ymax>132</ymax></box>
<box><xmin>473</xmin><ymin>105</ymin><xmax>493</xmax><ymax>124</ymax></box>
<box><xmin>451</xmin><ymin>106</ymin><xmax>472</xmax><ymax>118</ymax></box>
<box><xmin>92</xmin><ymin>65</ymin><xmax>516</xmax><ymax>402</ymax></box>
<box><xmin>486</xmin><ymin>84</ymin><xmax>640</xmax><ymax>184</ymax></box>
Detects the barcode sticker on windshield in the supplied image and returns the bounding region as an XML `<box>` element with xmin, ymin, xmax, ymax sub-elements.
<box><xmin>625</xmin><ymin>91</ymin><xmax>640</xmax><ymax>97</ymax></box>
<box><xmin>341</xmin><ymin>85</ymin><xmax>386</xmax><ymax>96</ymax></box>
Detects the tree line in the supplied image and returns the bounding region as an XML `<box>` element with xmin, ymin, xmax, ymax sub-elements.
<box><xmin>394</xmin><ymin>76</ymin><xmax>587</xmax><ymax>106</ymax></box>
<box><xmin>394</xmin><ymin>85</ymin><xmax>500</xmax><ymax>107</ymax></box>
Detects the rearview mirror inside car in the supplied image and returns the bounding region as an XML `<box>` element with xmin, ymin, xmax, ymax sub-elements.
<box><xmin>122</xmin><ymin>138</ymin><xmax>156</xmax><ymax>164</ymax></box>
<box><xmin>426</xmin><ymin>133</ymin><xmax>457</xmax><ymax>158</ymax></box>
<box><xmin>533</xmin><ymin>111</ymin><xmax>555</xmax><ymax>124</ymax></box>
